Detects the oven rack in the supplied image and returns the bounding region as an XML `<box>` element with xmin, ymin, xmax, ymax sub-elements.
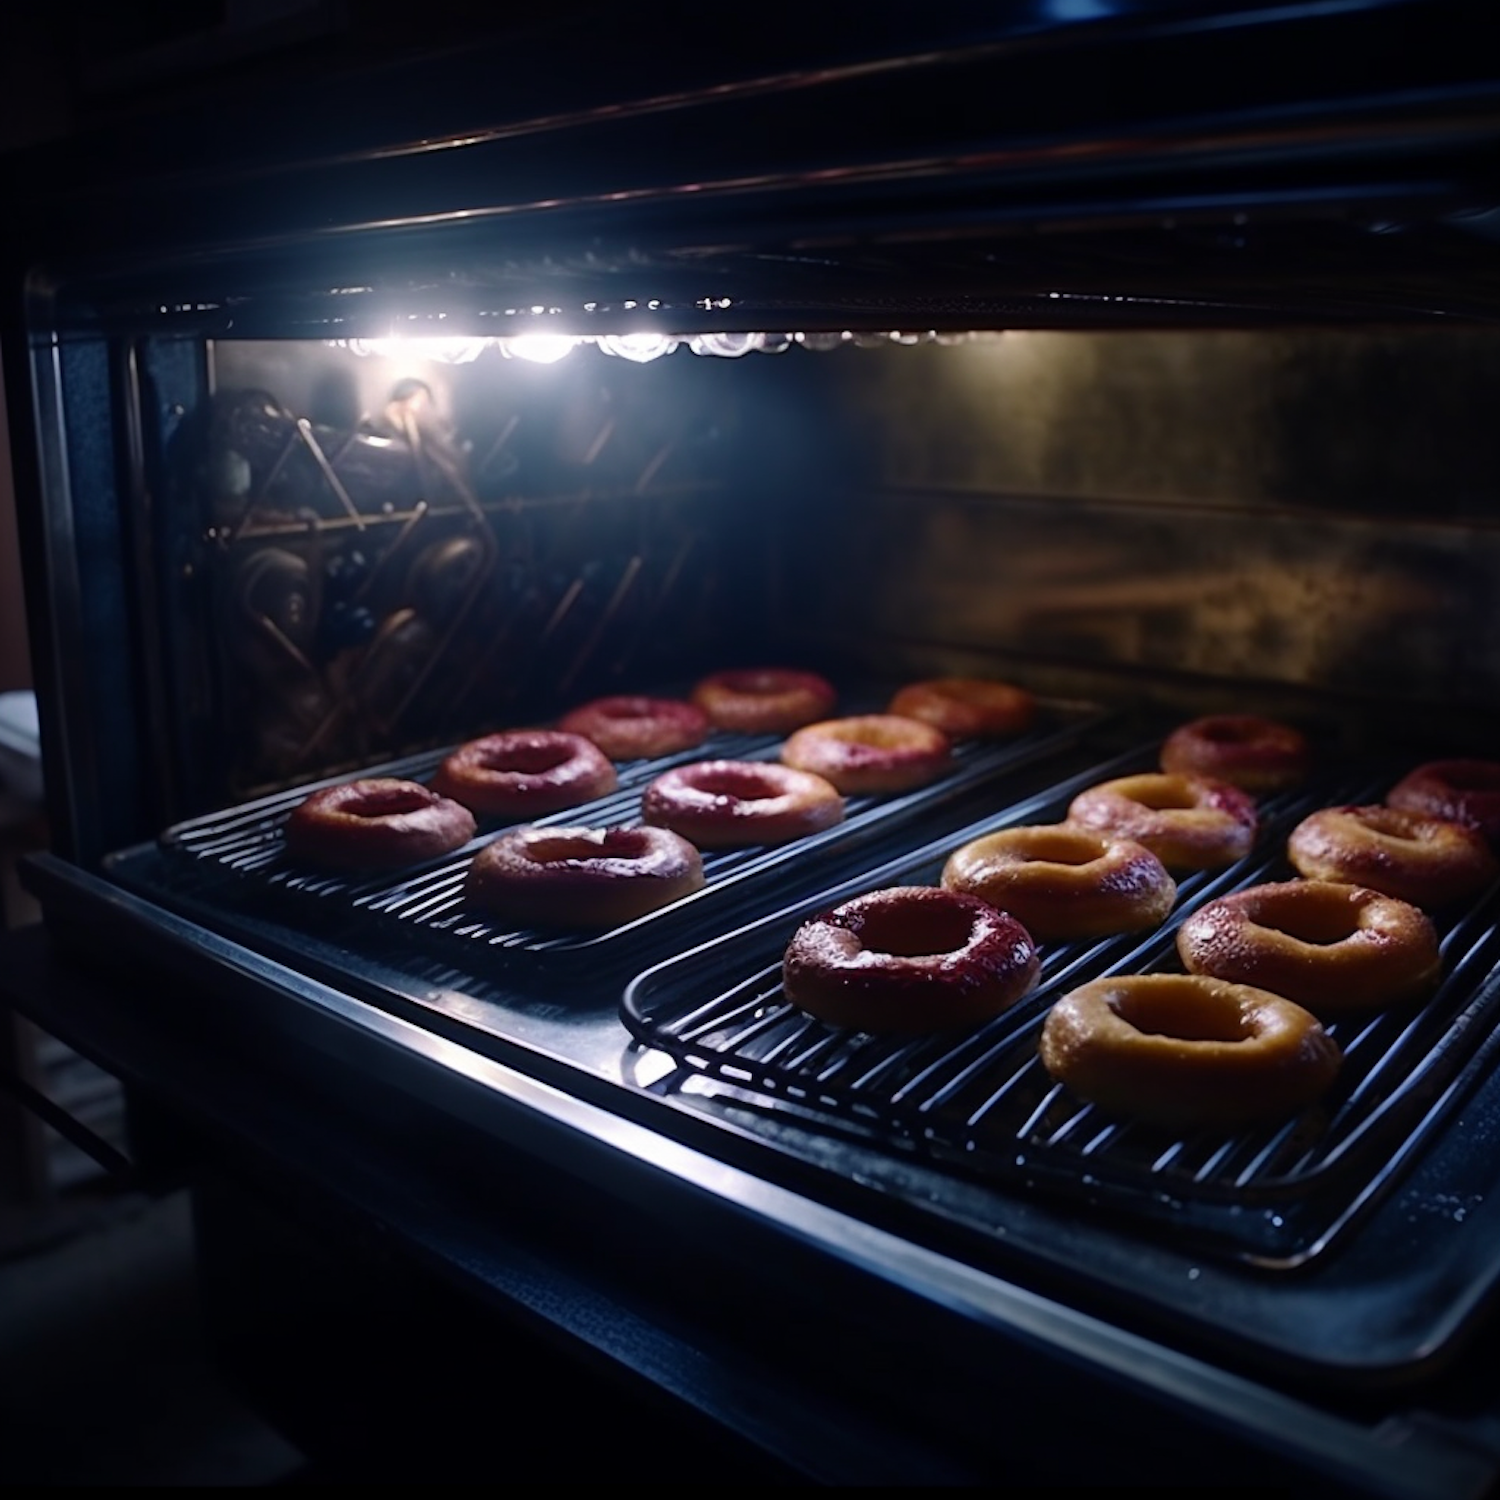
<box><xmin>148</xmin><ymin>692</ymin><xmax>1108</xmax><ymax>963</ymax></box>
<box><xmin>621</xmin><ymin>750</ymin><xmax>1500</xmax><ymax>1266</ymax></box>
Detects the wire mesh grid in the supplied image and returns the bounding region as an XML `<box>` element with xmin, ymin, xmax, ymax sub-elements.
<box><xmin>622</xmin><ymin>753</ymin><xmax>1500</xmax><ymax>1263</ymax></box>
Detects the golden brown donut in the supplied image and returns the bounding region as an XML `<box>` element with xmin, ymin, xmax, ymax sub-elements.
<box><xmin>781</xmin><ymin>714</ymin><xmax>953</xmax><ymax>796</ymax></box>
<box><xmin>941</xmin><ymin>824</ymin><xmax>1176</xmax><ymax>942</ymax></box>
<box><xmin>1067</xmin><ymin>772</ymin><xmax>1258</xmax><ymax>873</ymax></box>
<box><xmin>1288</xmin><ymin>804</ymin><xmax>1497</xmax><ymax>909</ymax></box>
<box><xmin>641</xmin><ymin>760</ymin><xmax>843</xmax><ymax>848</ymax></box>
<box><xmin>1388</xmin><ymin>759</ymin><xmax>1500</xmax><ymax>844</ymax></box>
<box><xmin>432</xmin><ymin>730</ymin><xmax>618</xmax><ymax>819</ymax></box>
<box><xmin>285</xmin><ymin>777</ymin><xmax>476</xmax><ymax>872</ymax></box>
<box><xmin>888</xmin><ymin>678</ymin><xmax>1036</xmax><ymax>740</ymax></box>
<box><xmin>1039</xmin><ymin>974</ymin><xmax>1341</xmax><ymax>1130</ymax></box>
<box><xmin>557</xmin><ymin>695</ymin><xmax>709</xmax><ymax>761</ymax></box>
<box><xmin>465</xmin><ymin>824</ymin><xmax>705</xmax><ymax>928</ymax></box>
<box><xmin>691</xmin><ymin>668</ymin><xmax>836</xmax><ymax>735</ymax></box>
<box><xmin>1176</xmin><ymin>879</ymin><xmax>1441</xmax><ymax>1015</ymax></box>
<box><xmin>1160</xmin><ymin>714</ymin><xmax>1311</xmax><ymax>794</ymax></box>
<box><xmin>782</xmin><ymin>886</ymin><xmax>1039</xmax><ymax>1035</ymax></box>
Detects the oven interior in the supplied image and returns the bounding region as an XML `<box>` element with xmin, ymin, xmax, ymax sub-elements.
<box><xmin>20</xmin><ymin>306</ymin><xmax>1500</xmax><ymax>1395</ymax></box>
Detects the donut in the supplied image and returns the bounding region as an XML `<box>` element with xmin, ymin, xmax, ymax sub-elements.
<box><xmin>465</xmin><ymin>824</ymin><xmax>705</xmax><ymax>928</ymax></box>
<box><xmin>1067</xmin><ymin>772</ymin><xmax>1258</xmax><ymax>872</ymax></box>
<box><xmin>1038</xmin><ymin>975</ymin><xmax>1341</xmax><ymax>1130</ymax></box>
<box><xmin>887</xmin><ymin>678</ymin><xmax>1036</xmax><ymax>740</ymax></box>
<box><xmin>1388</xmin><ymin>760</ymin><xmax>1500</xmax><ymax>844</ymax></box>
<box><xmin>285</xmin><ymin>777</ymin><xmax>476</xmax><ymax>872</ymax></box>
<box><xmin>1175</xmin><ymin>879</ymin><xmax>1441</xmax><ymax>1015</ymax></box>
<box><xmin>941</xmin><ymin>825</ymin><xmax>1176</xmax><ymax>942</ymax></box>
<box><xmin>690</xmin><ymin>668</ymin><xmax>837</xmax><ymax>735</ymax></box>
<box><xmin>1287</xmin><ymin>804</ymin><xmax>1497</xmax><ymax>909</ymax></box>
<box><xmin>557</xmin><ymin>695</ymin><xmax>709</xmax><ymax>761</ymax></box>
<box><xmin>1160</xmin><ymin>714</ymin><xmax>1311</xmax><ymax>794</ymax></box>
<box><xmin>431</xmin><ymin>730</ymin><xmax>617</xmax><ymax>819</ymax></box>
<box><xmin>781</xmin><ymin>886</ymin><xmax>1039</xmax><ymax>1035</ymax></box>
<box><xmin>781</xmin><ymin>715</ymin><xmax>953</xmax><ymax>796</ymax></box>
<box><xmin>641</xmin><ymin>760</ymin><xmax>843</xmax><ymax>848</ymax></box>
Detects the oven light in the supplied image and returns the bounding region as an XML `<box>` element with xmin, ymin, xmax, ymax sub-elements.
<box><xmin>333</xmin><ymin>336</ymin><xmax>491</xmax><ymax>363</ymax></box>
<box><xmin>498</xmin><ymin>333</ymin><xmax>578</xmax><ymax>364</ymax></box>
<box><xmin>597</xmin><ymin>333</ymin><xmax>679</xmax><ymax>363</ymax></box>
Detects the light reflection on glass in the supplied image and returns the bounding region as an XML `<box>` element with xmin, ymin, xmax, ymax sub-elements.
<box><xmin>497</xmin><ymin>334</ymin><xmax>579</xmax><ymax>364</ymax></box>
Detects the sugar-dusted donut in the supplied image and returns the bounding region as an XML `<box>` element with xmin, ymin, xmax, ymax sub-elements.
<box><xmin>691</xmin><ymin>668</ymin><xmax>836</xmax><ymax>735</ymax></box>
<box><xmin>1039</xmin><ymin>974</ymin><xmax>1341</xmax><ymax>1129</ymax></box>
<box><xmin>782</xmin><ymin>886</ymin><xmax>1039</xmax><ymax>1035</ymax></box>
<box><xmin>1287</xmin><ymin>804</ymin><xmax>1497</xmax><ymax>909</ymax></box>
<box><xmin>465</xmin><ymin>824</ymin><xmax>704</xmax><ymax>929</ymax></box>
<box><xmin>781</xmin><ymin>714</ymin><xmax>953</xmax><ymax>796</ymax></box>
<box><xmin>641</xmin><ymin>760</ymin><xmax>843</xmax><ymax>848</ymax></box>
<box><xmin>941</xmin><ymin>824</ymin><xmax>1176</xmax><ymax>942</ymax></box>
<box><xmin>1176</xmin><ymin>879</ymin><xmax>1441</xmax><ymax>1015</ymax></box>
<box><xmin>432</xmin><ymin>730</ymin><xmax>617</xmax><ymax>819</ymax></box>
<box><xmin>285</xmin><ymin>777</ymin><xmax>476</xmax><ymax>872</ymax></box>
<box><xmin>888</xmin><ymin>678</ymin><xmax>1036</xmax><ymax>740</ymax></box>
<box><xmin>557</xmin><ymin>695</ymin><xmax>709</xmax><ymax>761</ymax></box>
<box><xmin>1067</xmin><ymin>772</ymin><xmax>1258</xmax><ymax>873</ymax></box>
<box><xmin>1160</xmin><ymin>714</ymin><xmax>1311</xmax><ymax>794</ymax></box>
<box><xmin>1388</xmin><ymin>759</ymin><xmax>1500</xmax><ymax>844</ymax></box>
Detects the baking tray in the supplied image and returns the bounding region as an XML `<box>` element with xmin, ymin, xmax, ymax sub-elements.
<box><xmin>621</xmin><ymin>745</ymin><xmax>1500</xmax><ymax>1266</ymax></box>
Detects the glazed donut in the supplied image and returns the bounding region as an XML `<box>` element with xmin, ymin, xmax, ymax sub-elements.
<box><xmin>465</xmin><ymin>824</ymin><xmax>705</xmax><ymax>929</ymax></box>
<box><xmin>941</xmin><ymin>825</ymin><xmax>1176</xmax><ymax>942</ymax></box>
<box><xmin>432</xmin><ymin>730</ymin><xmax>617</xmax><ymax>819</ymax></box>
<box><xmin>888</xmin><ymin>678</ymin><xmax>1036</xmax><ymax>740</ymax></box>
<box><xmin>1038</xmin><ymin>975</ymin><xmax>1341</xmax><ymax>1130</ymax></box>
<box><xmin>1388</xmin><ymin>760</ymin><xmax>1500</xmax><ymax>844</ymax></box>
<box><xmin>1067</xmin><ymin>772</ymin><xmax>1258</xmax><ymax>873</ymax></box>
<box><xmin>1160</xmin><ymin>714</ymin><xmax>1311</xmax><ymax>794</ymax></box>
<box><xmin>1176</xmin><ymin>879</ymin><xmax>1441</xmax><ymax>1015</ymax></box>
<box><xmin>690</xmin><ymin>668</ymin><xmax>837</xmax><ymax>735</ymax></box>
<box><xmin>285</xmin><ymin>777</ymin><xmax>476</xmax><ymax>872</ymax></box>
<box><xmin>557</xmin><ymin>695</ymin><xmax>708</xmax><ymax>761</ymax></box>
<box><xmin>641</xmin><ymin>760</ymin><xmax>843</xmax><ymax>848</ymax></box>
<box><xmin>781</xmin><ymin>886</ymin><xmax>1039</xmax><ymax>1035</ymax></box>
<box><xmin>781</xmin><ymin>715</ymin><xmax>953</xmax><ymax>796</ymax></box>
<box><xmin>1288</xmin><ymin>804</ymin><xmax>1497</xmax><ymax>909</ymax></box>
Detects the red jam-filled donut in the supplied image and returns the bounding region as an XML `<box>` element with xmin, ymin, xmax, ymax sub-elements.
<box><xmin>1176</xmin><ymin>879</ymin><xmax>1441</xmax><ymax>1016</ymax></box>
<box><xmin>781</xmin><ymin>714</ymin><xmax>953</xmax><ymax>796</ymax></box>
<box><xmin>641</xmin><ymin>760</ymin><xmax>843</xmax><ymax>848</ymax></box>
<box><xmin>285</xmin><ymin>777</ymin><xmax>476</xmax><ymax>872</ymax></box>
<box><xmin>1039</xmin><ymin>975</ymin><xmax>1341</xmax><ymax>1130</ymax></box>
<box><xmin>941</xmin><ymin>825</ymin><xmax>1176</xmax><ymax>942</ymax></box>
<box><xmin>432</xmin><ymin>730</ymin><xmax>618</xmax><ymax>819</ymax></box>
<box><xmin>1160</xmin><ymin>714</ymin><xmax>1311</xmax><ymax>794</ymax></box>
<box><xmin>1388</xmin><ymin>760</ymin><xmax>1500</xmax><ymax>844</ymax></box>
<box><xmin>1287</xmin><ymin>804</ymin><xmax>1497</xmax><ymax>909</ymax></box>
<box><xmin>557</xmin><ymin>695</ymin><xmax>709</xmax><ymax>761</ymax></box>
<box><xmin>690</xmin><ymin>668</ymin><xmax>837</xmax><ymax>735</ymax></box>
<box><xmin>1066</xmin><ymin>772</ymin><xmax>1257</xmax><ymax>873</ymax></box>
<box><xmin>782</xmin><ymin>886</ymin><xmax>1040</xmax><ymax>1035</ymax></box>
<box><xmin>887</xmin><ymin>678</ymin><xmax>1036</xmax><ymax>740</ymax></box>
<box><xmin>465</xmin><ymin>824</ymin><xmax>705</xmax><ymax>929</ymax></box>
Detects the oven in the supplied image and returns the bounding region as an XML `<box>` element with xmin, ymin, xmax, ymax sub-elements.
<box><xmin>6</xmin><ymin>2</ymin><xmax>1500</xmax><ymax>1488</ymax></box>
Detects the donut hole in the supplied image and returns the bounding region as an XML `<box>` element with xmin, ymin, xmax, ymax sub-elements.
<box><xmin>689</xmin><ymin>765</ymin><xmax>784</xmax><ymax>801</ymax></box>
<box><xmin>1251</xmin><ymin>892</ymin><xmax>1361</xmax><ymax>945</ymax></box>
<box><xmin>1355</xmin><ymin>806</ymin><xmax>1429</xmax><ymax>843</ymax></box>
<box><xmin>348</xmin><ymin>786</ymin><xmax>432</xmax><ymax>818</ymax></box>
<box><xmin>854</xmin><ymin>900</ymin><xmax>975</xmax><ymax>959</ymax></box>
<box><xmin>1109</xmin><ymin>982</ymin><xmax>1253</xmax><ymax>1043</ymax></box>
<box><xmin>478</xmin><ymin>741</ymin><xmax>578</xmax><ymax>774</ymax></box>
<box><xmin>1134</xmin><ymin>783</ymin><xmax>1199</xmax><ymax>812</ymax></box>
<box><xmin>1198</xmin><ymin>720</ymin><xmax>1253</xmax><ymax>746</ymax></box>
<box><xmin>1016</xmin><ymin>827</ymin><xmax>1110</xmax><ymax>866</ymax></box>
<box><xmin>525</xmin><ymin>828</ymin><xmax>652</xmax><ymax>865</ymax></box>
<box><xmin>721</xmin><ymin>671</ymin><xmax>782</xmax><ymax>696</ymax></box>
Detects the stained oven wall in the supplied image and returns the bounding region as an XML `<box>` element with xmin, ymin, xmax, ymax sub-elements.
<box><xmin>770</xmin><ymin>328</ymin><xmax>1500</xmax><ymax>743</ymax></box>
